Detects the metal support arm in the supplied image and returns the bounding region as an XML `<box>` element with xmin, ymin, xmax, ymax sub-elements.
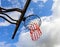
<box><xmin>0</xmin><ymin>13</ymin><xmax>17</xmax><ymax>21</ymax></box>
<box><xmin>0</xmin><ymin>7</ymin><xmax>22</xmax><ymax>13</ymax></box>
<box><xmin>0</xmin><ymin>16</ymin><xmax>16</xmax><ymax>24</ymax></box>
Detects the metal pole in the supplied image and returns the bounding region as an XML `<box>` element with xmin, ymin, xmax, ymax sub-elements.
<box><xmin>12</xmin><ymin>0</ymin><xmax>31</xmax><ymax>39</ymax></box>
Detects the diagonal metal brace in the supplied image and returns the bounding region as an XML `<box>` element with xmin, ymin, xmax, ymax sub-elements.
<box><xmin>12</xmin><ymin>0</ymin><xmax>31</xmax><ymax>39</ymax></box>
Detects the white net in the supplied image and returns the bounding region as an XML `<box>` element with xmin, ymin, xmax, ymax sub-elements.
<box><xmin>24</xmin><ymin>15</ymin><xmax>41</xmax><ymax>29</ymax></box>
<box><xmin>28</xmin><ymin>18</ymin><xmax>40</xmax><ymax>28</ymax></box>
<box><xmin>24</xmin><ymin>15</ymin><xmax>42</xmax><ymax>41</ymax></box>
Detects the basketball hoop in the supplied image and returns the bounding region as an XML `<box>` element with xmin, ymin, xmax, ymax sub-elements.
<box><xmin>24</xmin><ymin>15</ymin><xmax>42</xmax><ymax>41</ymax></box>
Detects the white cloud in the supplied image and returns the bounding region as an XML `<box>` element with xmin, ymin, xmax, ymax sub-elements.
<box><xmin>15</xmin><ymin>0</ymin><xmax>60</xmax><ymax>47</ymax></box>
<box><xmin>0</xmin><ymin>21</ymin><xmax>10</xmax><ymax>26</ymax></box>
<box><xmin>54</xmin><ymin>45</ymin><xmax>60</xmax><ymax>47</ymax></box>
<box><xmin>0</xmin><ymin>42</ymin><xmax>13</xmax><ymax>47</ymax></box>
<box><xmin>7</xmin><ymin>11</ymin><xmax>21</xmax><ymax>20</ymax></box>
<box><xmin>52</xmin><ymin>0</ymin><xmax>60</xmax><ymax>18</ymax></box>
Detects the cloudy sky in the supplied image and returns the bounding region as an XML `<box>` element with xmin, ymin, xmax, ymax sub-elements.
<box><xmin>0</xmin><ymin>0</ymin><xmax>60</xmax><ymax>47</ymax></box>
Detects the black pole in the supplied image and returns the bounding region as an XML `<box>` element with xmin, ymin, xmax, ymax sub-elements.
<box><xmin>0</xmin><ymin>8</ymin><xmax>22</xmax><ymax>13</ymax></box>
<box><xmin>12</xmin><ymin>0</ymin><xmax>31</xmax><ymax>39</ymax></box>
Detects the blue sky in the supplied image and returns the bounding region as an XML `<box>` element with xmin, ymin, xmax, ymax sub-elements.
<box><xmin>0</xmin><ymin>0</ymin><xmax>60</xmax><ymax>47</ymax></box>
